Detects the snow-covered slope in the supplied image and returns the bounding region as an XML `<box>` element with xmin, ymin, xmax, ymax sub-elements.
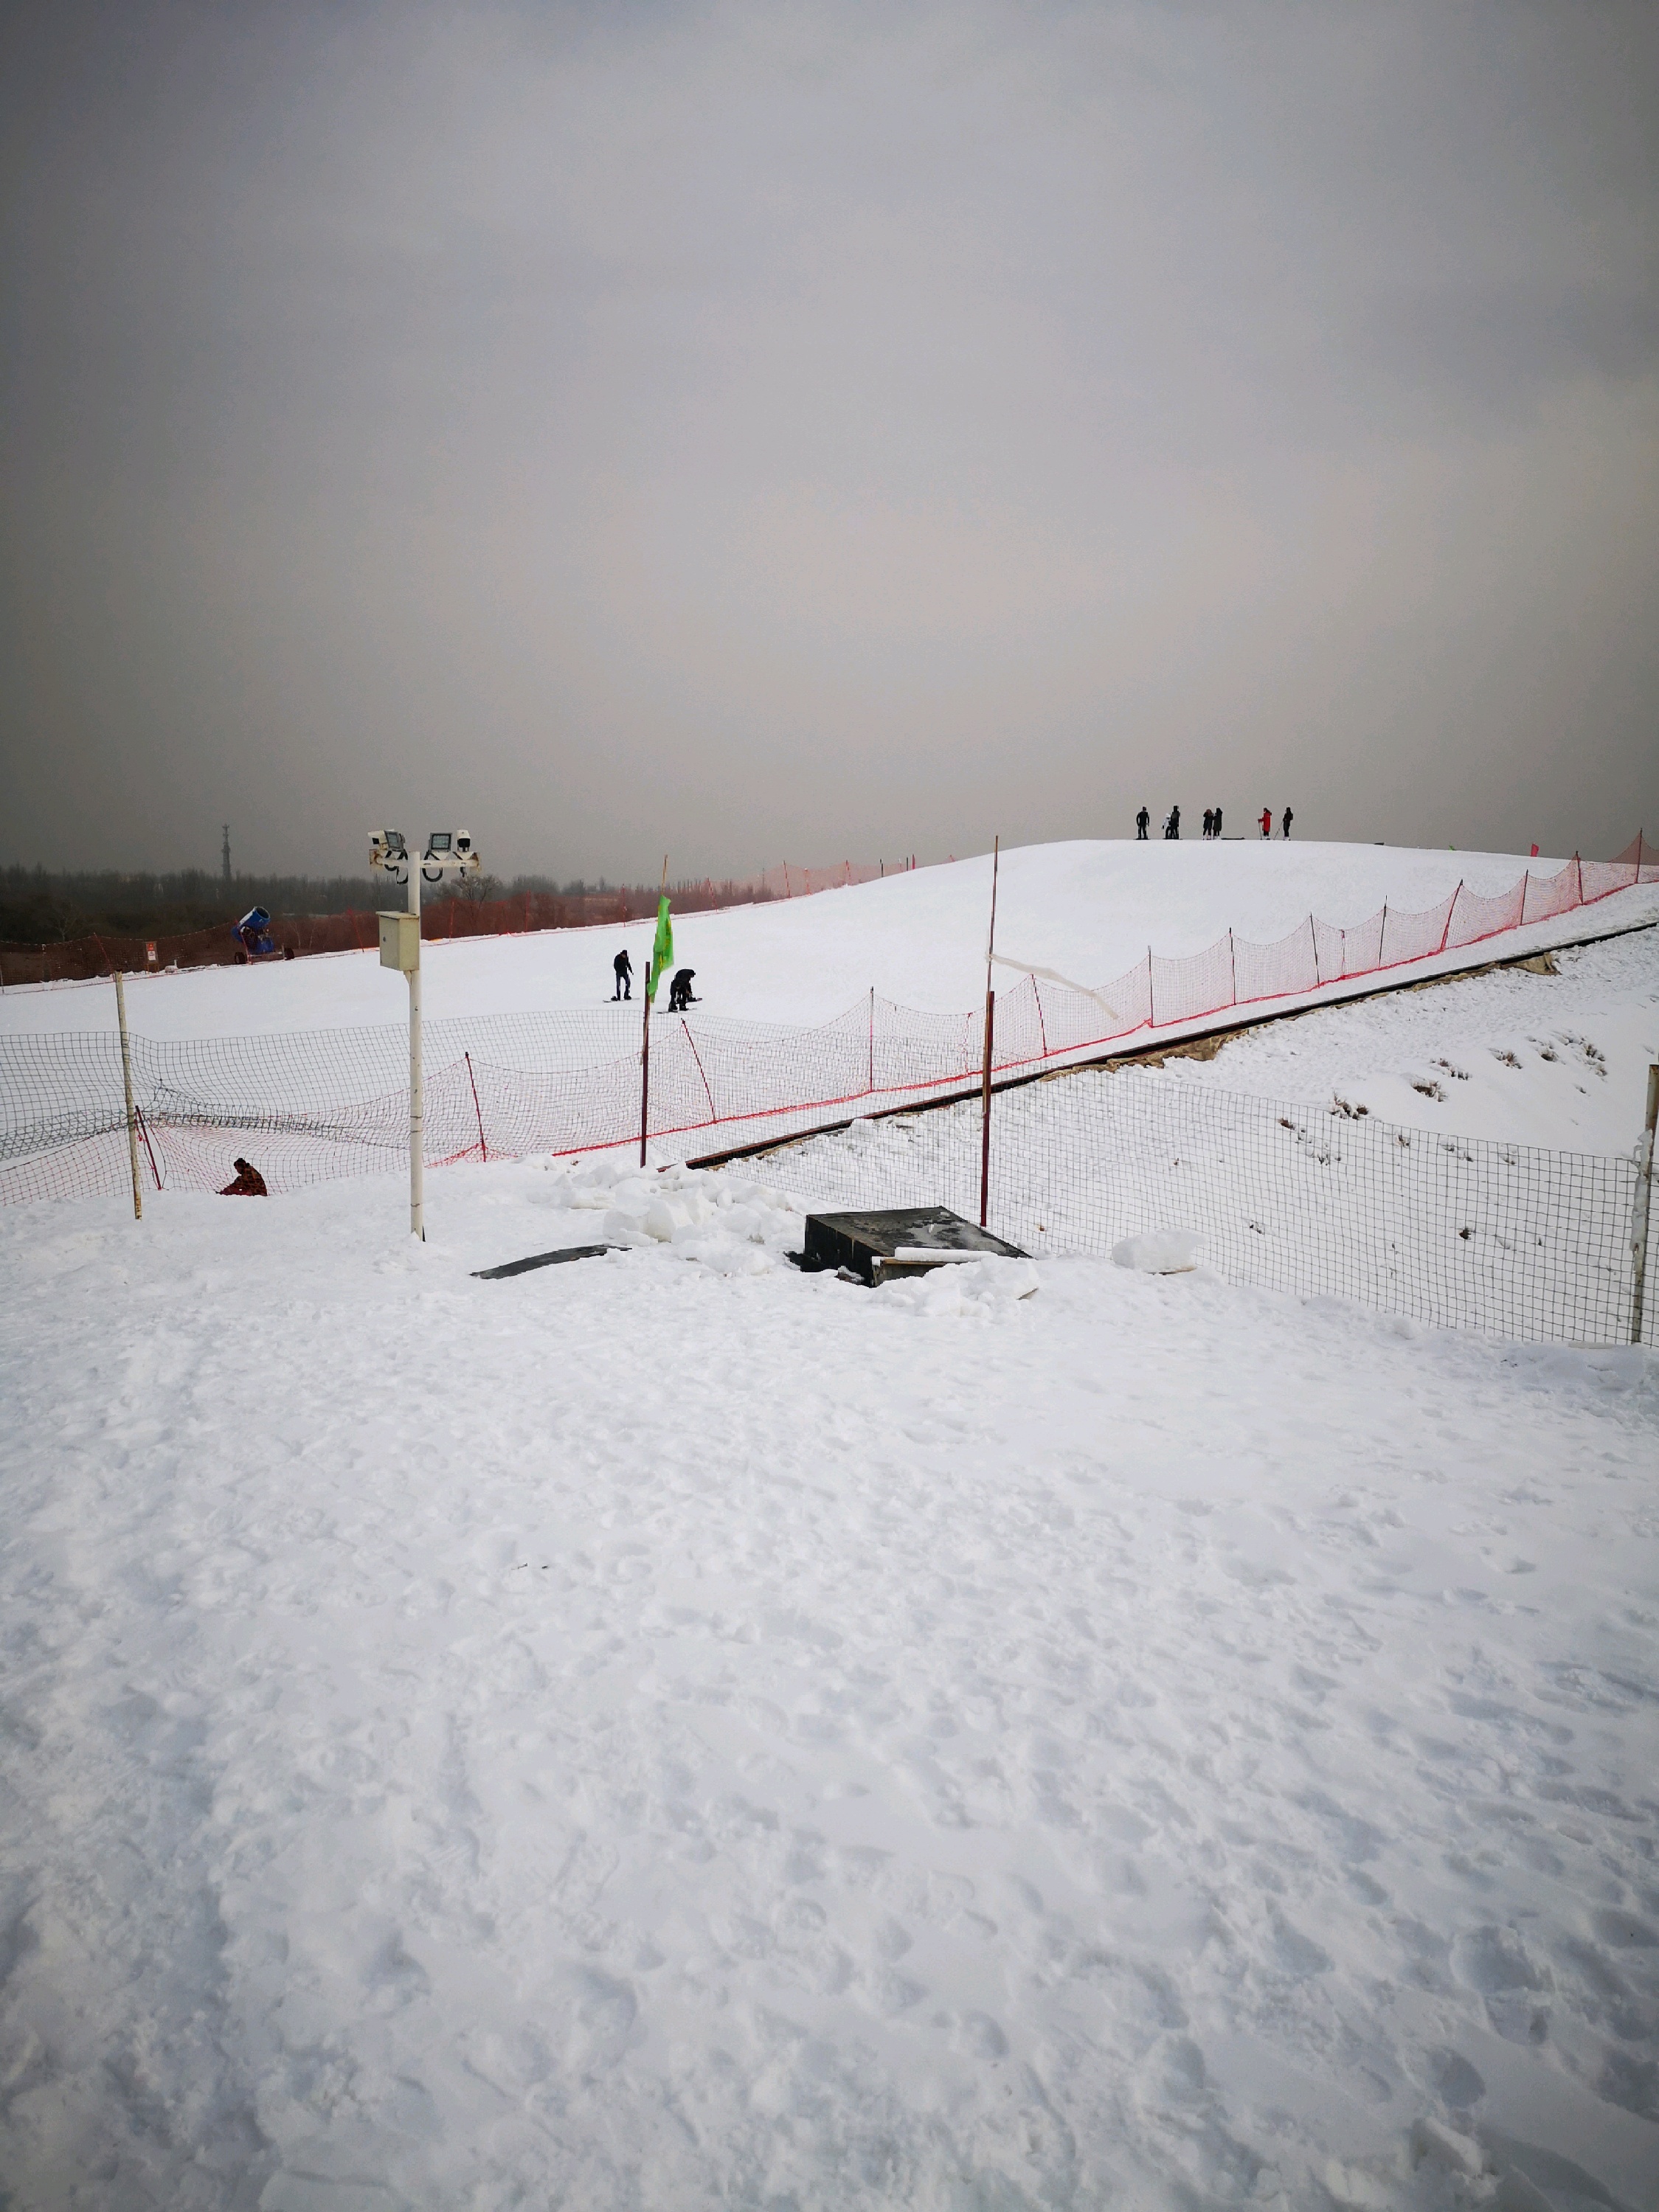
<box><xmin>2</xmin><ymin>1161</ymin><xmax>1656</xmax><ymax>2208</ymax></box>
<box><xmin>1151</xmin><ymin>926</ymin><xmax>1659</xmax><ymax>1153</ymax></box>
<box><xmin>4</xmin><ymin>838</ymin><xmax>1638</xmax><ymax>1038</ymax></box>
<box><xmin>4</xmin><ymin>868</ymin><xmax>1658</xmax><ymax>2205</ymax></box>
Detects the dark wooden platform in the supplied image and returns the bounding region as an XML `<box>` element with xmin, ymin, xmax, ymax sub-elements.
<box><xmin>798</xmin><ymin>1206</ymin><xmax>1027</xmax><ymax>1286</ymax></box>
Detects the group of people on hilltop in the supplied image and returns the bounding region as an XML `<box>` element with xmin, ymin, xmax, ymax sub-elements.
<box><xmin>1135</xmin><ymin>805</ymin><xmax>1294</xmax><ymax>841</ymax></box>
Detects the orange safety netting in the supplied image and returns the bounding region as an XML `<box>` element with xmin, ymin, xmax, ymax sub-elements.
<box><xmin>3</xmin><ymin>835</ymin><xmax>1655</xmax><ymax>1204</ymax></box>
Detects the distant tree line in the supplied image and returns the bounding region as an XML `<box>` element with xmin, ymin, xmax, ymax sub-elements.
<box><xmin>0</xmin><ymin>865</ymin><xmax>766</xmax><ymax>946</ymax></box>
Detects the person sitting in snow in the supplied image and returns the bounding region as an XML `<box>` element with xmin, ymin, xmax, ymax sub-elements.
<box><xmin>668</xmin><ymin>967</ymin><xmax>698</xmax><ymax>1012</ymax></box>
<box><xmin>220</xmin><ymin>1157</ymin><xmax>268</xmax><ymax>1196</ymax></box>
<box><xmin>612</xmin><ymin>947</ymin><xmax>632</xmax><ymax>1000</ymax></box>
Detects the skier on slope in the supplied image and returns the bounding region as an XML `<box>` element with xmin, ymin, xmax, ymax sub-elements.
<box><xmin>612</xmin><ymin>948</ymin><xmax>632</xmax><ymax>1000</ymax></box>
<box><xmin>1164</xmin><ymin>804</ymin><xmax>1181</xmax><ymax>840</ymax></box>
<box><xmin>1202</xmin><ymin>808</ymin><xmax>1215</xmax><ymax>839</ymax></box>
<box><xmin>1282</xmin><ymin>805</ymin><xmax>1294</xmax><ymax>839</ymax></box>
<box><xmin>1259</xmin><ymin>805</ymin><xmax>1272</xmax><ymax>839</ymax></box>
<box><xmin>1135</xmin><ymin>805</ymin><xmax>1150</xmax><ymax>840</ymax></box>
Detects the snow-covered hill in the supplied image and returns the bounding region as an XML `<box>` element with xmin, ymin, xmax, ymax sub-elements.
<box><xmin>4</xmin><ymin>838</ymin><xmax>1644</xmax><ymax>1038</ymax></box>
<box><xmin>1140</xmin><ymin>926</ymin><xmax>1659</xmax><ymax>1154</ymax></box>
<box><xmin>4</xmin><ymin>852</ymin><xmax>1658</xmax><ymax>2206</ymax></box>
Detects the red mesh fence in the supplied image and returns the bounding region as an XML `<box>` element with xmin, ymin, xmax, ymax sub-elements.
<box><xmin>1576</xmin><ymin>859</ymin><xmax>1636</xmax><ymax>905</ymax></box>
<box><xmin>1337</xmin><ymin>907</ymin><xmax>1385</xmax><ymax>976</ymax></box>
<box><xmin>1031</xmin><ymin>957</ymin><xmax>1152</xmax><ymax>1053</ymax></box>
<box><xmin>1234</xmin><ymin>919</ymin><xmax>1320</xmax><ymax>1005</ymax></box>
<box><xmin>1445</xmin><ymin>877</ymin><xmax>1525</xmax><ymax>949</ymax></box>
<box><xmin>757</xmin><ymin>862</ymin><xmax>887</xmax><ymax>898</ymax></box>
<box><xmin>1521</xmin><ymin>859</ymin><xmax>1582</xmax><ymax>926</ymax></box>
<box><xmin>2</xmin><ymin>837</ymin><xmax>1653</xmax><ymax>1205</ymax></box>
<box><xmin>1150</xmin><ymin>935</ymin><xmax>1236</xmax><ymax>1026</ymax></box>
<box><xmin>1381</xmin><ymin>890</ymin><xmax>1457</xmax><ymax>967</ymax></box>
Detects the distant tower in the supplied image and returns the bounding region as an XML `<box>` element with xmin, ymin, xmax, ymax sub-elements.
<box><xmin>222</xmin><ymin>824</ymin><xmax>231</xmax><ymax>885</ymax></box>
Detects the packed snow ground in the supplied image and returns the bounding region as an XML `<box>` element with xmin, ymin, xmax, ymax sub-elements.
<box><xmin>7</xmin><ymin>839</ymin><xmax>1652</xmax><ymax>1039</ymax></box>
<box><xmin>3</xmin><ymin>1143</ymin><xmax>1658</xmax><ymax>2209</ymax></box>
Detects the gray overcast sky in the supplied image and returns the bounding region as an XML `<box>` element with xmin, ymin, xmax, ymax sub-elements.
<box><xmin>2</xmin><ymin>1</ymin><xmax>1655</xmax><ymax>879</ymax></box>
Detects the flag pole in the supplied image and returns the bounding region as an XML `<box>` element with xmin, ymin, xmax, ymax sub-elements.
<box><xmin>640</xmin><ymin>853</ymin><xmax>667</xmax><ymax>1166</ymax></box>
<box><xmin>979</xmin><ymin>836</ymin><xmax>1000</xmax><ymax>1227</ymax></box>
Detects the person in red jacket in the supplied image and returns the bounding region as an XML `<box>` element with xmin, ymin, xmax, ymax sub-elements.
<box><xmin>220</xmin><ymin>1157</ymin><xmax>268</xmax><ymax>1196</ymax></box>
<box><xmin>1259</xmin><ymin>805</ymin><xmax>1273</xmax><ymax>839</ymax></box>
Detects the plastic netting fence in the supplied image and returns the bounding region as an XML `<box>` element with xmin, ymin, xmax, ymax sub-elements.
<box><xmin>758</xmin><ymin>1074</ymin><xmax>1657</xmax><ymax>1349</ymax></box>
<box><xmin>3</xmin><ymin>846</ymin><xmax>1656</xmax><ymax>1210</ymax></box>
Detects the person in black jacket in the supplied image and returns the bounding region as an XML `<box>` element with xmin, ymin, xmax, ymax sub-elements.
<box><xmin>612</xmin><ymin>949</ymin><xmax>632</xmax><ymax>1000</ymax></box>
<box><xmin>1135</xmin><ymin>805</ymin><xmax>1150</xmax><ymax>840</ymax></box>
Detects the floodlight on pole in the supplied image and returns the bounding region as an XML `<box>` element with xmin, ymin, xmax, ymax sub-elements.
<box><xmin>371</xmin><ymin>827</ymin><xmax>480</xmax><ymax>1238</ymax></box>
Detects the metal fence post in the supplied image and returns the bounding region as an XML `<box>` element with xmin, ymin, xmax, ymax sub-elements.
<box><xmin>979</xmin><ymin>990</ymin><xmax>996</xmax><ymax>1227</ymax></box>
<box><xmin>1632</xmin><ymin>1064</ymin><xmax>1658</xmax><ymax>1345</ymax></box>
<box><xmin>114</xmin><ymin>967</ymin><xmax>142</xmax><ymax>1221</ymax></box>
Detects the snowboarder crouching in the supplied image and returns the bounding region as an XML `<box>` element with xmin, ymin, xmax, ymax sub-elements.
<box><xmin>668</xmin><ymin>968</ymin><xmax>698</xmax><ymax>1012</ymax></box>
<box><xmin>612</xmin><ymin>948</ymin><xmax>632</xmax><ymax>1000</ymax></box>
<box><xmin>220</xmin><ymin>1157</ymin><xmax>268</xmax><ymax>1196</ymax></box>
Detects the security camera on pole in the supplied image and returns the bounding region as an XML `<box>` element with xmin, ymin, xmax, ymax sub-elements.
<box><xmin>371</xmin><ymin>829</ymin><xmax>481</xmax><ymax>1238</ymax></box>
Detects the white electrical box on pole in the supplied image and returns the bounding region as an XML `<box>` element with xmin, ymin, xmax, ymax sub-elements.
<box><xmin>371</xmin><ymin>829</ymin><xmax>480</xmax><ymax>1239</ymax></box>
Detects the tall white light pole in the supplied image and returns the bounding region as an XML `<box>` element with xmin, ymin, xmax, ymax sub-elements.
<box><xmin>372</xmin><ymin>829</ymin><xmax>480</xmax><ymax>1239</ymax></box>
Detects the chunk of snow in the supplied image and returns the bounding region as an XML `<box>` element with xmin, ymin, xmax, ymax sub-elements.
<box><xmin>1112</xmin><ymin>1228</ymin><xmax>1200</xmax><ymax>1274</ymax></box>
<box><xmin>879</xmin><ymin>1255</ymin><xmax>1039</xmax><ymax>1312</ymax></box>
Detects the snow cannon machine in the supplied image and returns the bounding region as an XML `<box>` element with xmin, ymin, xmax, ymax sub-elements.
<box><xmin>797</xmin><ymin>1205</ymin><xmax>1026</xmax><ymax>1287</ymax></box>
<box><xmin>234</xmin><ymin>906</ymin><xmax>277</xmax><ymax>960</ymax></box>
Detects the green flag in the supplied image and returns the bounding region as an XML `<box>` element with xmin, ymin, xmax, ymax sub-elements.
<box><xmin>648</xmin><ymin>894</ymin><xmax>673</xmax><ymax>1002</ymax></box>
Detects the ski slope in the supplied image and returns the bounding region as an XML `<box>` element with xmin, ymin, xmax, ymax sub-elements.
<box><xmin>3</xmin><ymin>869</ymin><xmax>1658</xmax><ymax>2207</ymax></box>
<box><xmin>4</xmin><ymin>839</ymin><xmax>1646</xmax><ymax>1039</ymax></box>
